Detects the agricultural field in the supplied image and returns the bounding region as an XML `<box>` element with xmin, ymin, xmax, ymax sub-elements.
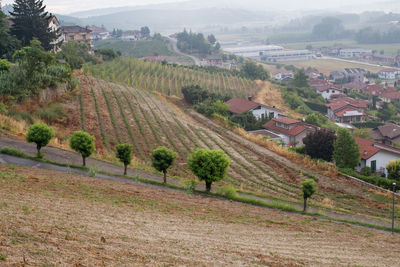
<box><xmin>1</xmin><ymin>165</ymin><xmax>399</xmax><ymax>266</ymax></box>
<box><xmin>84</xmin><ymin>57</ymin><xmax>257</xmax><ymax>99</ymax></box>
<box><xmin>57</xmin><ymin>71</ymin><xmax>398</xmax><ymax>228</ymax></box>
<box><xmin>94</xmin><ymin>39</ymin><xmax>194</xmax><ymax>65</ymax></box>
<box><xmin>262</xmin><ymin>58</ymin><xmax>385</xmax><ymax>76</ymax></box>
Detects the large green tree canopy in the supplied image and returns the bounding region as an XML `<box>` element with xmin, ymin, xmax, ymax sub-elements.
<box><xmin>10</xmin><ymin>0</ymin><xmax>58</xmax><ymax>50</ymax></box>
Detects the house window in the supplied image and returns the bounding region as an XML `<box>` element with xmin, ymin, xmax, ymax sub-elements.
<box><xmin>371</xmin><ymin>160</ymin><xmax>377</xmax><ymax>173</ymax></box>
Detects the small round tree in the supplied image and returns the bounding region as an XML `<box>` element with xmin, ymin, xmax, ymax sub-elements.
<box><xmin>26</xmin><ymin>123</ymin><xmax>55</xmax><ymax>157</ymax></box>
<box><xmin>69</xmin><ymin>131</ymin><xmax>95</xmax><ymax>166</ymax></box>
<box><xmin>188</xmin><ymin>148</ymin><xmax>230</xmax><ymax>192</ymax></box>
<box><xmin>151</xmin><ymin>146</ymin><xmax>177</xmax><ymax>183</ymax></box>
<box><xmin>116</xmin><ymin>143</ymin><xmax>133</xmax><ymax>175</ymax></box>
<box><xmin>301</xmin><ymin>179</ymin><xmax>317</xmax><ymax>212</ymax></box>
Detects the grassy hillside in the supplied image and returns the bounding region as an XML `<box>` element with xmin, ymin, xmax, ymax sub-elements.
<box><xmin>1</xmin><ymin>165</ymin><xmax>399</xmax><ymax>265</ymax></box>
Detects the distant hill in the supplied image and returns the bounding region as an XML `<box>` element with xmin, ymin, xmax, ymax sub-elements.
<box><xmin>81</xmin><ymin>8</ymin><xmax>269</xmax><ymax>32</ymax></box>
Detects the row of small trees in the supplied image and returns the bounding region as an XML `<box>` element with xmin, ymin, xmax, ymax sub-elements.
<box><xmin>25</xmin><ymin>123</ymin><xmax>231</xmax><ymax>192</ymax></box>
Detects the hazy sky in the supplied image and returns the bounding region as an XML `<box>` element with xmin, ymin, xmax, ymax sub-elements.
<box><xmin>2</xmin><ymin>0</ymin><xmax>393</xmax><ymax>14</ymax></box>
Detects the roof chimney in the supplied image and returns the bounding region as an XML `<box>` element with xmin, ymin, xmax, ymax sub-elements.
<box><xmin>248</xmin><ymin>96</ymin><xmax>253</xmax><ymax>101</ymax></box>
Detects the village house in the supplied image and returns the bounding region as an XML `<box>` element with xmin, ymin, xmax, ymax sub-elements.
<box><xmin>225</xmin><ymin>97</ymin><xmax>283</xmax><ymax>120</ymax></box>
<box><xmin>341</xmin><ymin>81</ymin><xmax>367</xmax><ymax>93</ymax></box>
<box><xmin>355</xmin><ymin>137</ymin><xmax>400</xmax><ymax>176</ymax></box>
<box><xmin>61</xmin><ymin>26</ymin><xmax>92</xmax><ymax>45</ymax></box>
<box><xmin>88</xmin><ymin>26</ymin><xmax>110</xmax><ymax>41</ymax></box>
<box><xmin>205</xmin><ymin>55</ymin><xmax>223</xmax><ymax>67</ymax></box>
<box><xmin>378</xmin><ymin>68</ymin><xmax>400</xmax><ymax>80</ymax></box>
<box><xmin>361</xmin><ymin>84</ymin><xmax>385</xmax><ymax>96</ymax></box>
<box><xmin>262</xmin><ymin>117</ymin><xmax>317</xmax><ymax>146</ymax></box>
<box><xmin>121</xmin><ymin>30</ymin><xmax>142</xmax><ymax>41</ymax></box>
<box><xmin>274</xmin><ymin>71</ymin><xmax>293</xmax><ymax>81</ymax></box>
<box><xmin>339</xmin><ymin>48</ymin><xmax>372</xmax><ymax>58</ymax></box>
<box><xmin>371</xmin><ymin>123</ymin><xmax>400</xmax><ymax>146</ymax></box>
<box><xmin>326</xmin><ymin>97</ymin><xmax>369</xmax><ymax>123</ymax></box>
<box><xmin>380</xmin><ymin>90</ymin><xmax>400</xmax><ymax>103</ymax></box>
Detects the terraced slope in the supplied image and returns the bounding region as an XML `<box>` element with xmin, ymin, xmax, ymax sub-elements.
<box><xmin>75</xmin><ymin>74</ymin><xmax>399</xmax><ymax>224</ymax></box>
<box><xmin>84</xmin><ymin>58</ymin><xmax>257</xmax><ymax>99</ymax></box>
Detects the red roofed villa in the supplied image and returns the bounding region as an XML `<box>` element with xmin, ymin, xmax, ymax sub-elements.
<box><xmin>226</xmin><ymin>97</ymin><xmax>283</xmax><ymax>120</ymax></box>
<box><xmin>355</xmin><ymin>137</ymin><xmax>400</xmax><ymax>175</ymax></box>
<box><xmin>262</xmin><ymin>117</ymin><xmax>317</xmax><ymax>146</ymax></box>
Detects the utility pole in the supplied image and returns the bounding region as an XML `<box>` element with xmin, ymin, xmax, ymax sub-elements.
<box><xmin>393</xmin><ymin>182</ymin><xmax>397</xmax><ymax>234</ymax></box>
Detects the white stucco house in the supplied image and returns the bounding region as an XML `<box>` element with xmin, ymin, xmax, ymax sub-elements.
<box><xmin>315</xmin><ymin>85</ymin><xmax>343</xmax><ymax>100</ymax></box>
<box><xmin>226</xmin><ymin>97</ymin><xmax>284</xmax><ymax>120</ymax></box>
<box><xmin>355</xmin><ymin>137</ymin><xmax>400</xmax><ymax>176</ymax></box>
<box><xmin>378</xmin><ymin>68</ymin><xmax>400</xmax><ymax>80</ymax></box>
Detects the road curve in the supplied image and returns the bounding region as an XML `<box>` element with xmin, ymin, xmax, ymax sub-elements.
<box><xmin>167</xmin><ymin>37</ymin><xmax>201</xmax><ymax>66</ymax></box>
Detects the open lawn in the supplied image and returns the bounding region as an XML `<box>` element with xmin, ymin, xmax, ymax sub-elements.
<box><xmin>262</xmin><ymin>58</ymin><xmax>385</xmax><ymax>75</ymax></box>
<box><xmin>0</xmin><ymin>165</ymin><xmax>399</xmax><ymax>266</ymax></box>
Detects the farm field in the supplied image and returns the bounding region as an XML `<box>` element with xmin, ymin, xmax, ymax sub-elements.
<box><xmin>46</xmin><ymin>70</ymin><xmax>398</xmax><ymax>227</ymax></box>
<box><xmin>262</xmin><ymin>58</ymin><xmax>385</xmax><ymax>76</ymax></box>
<box><xmin>94</xmin><ymin>39</ymin><xmax>194</xmax><ymax>65</ymax></box>
<box><xmin>84</xmin><ymin>57</ymin><xmax>257</xmax><ymax>99</ymax></box>
<box><xmin>0</xmin><ymin>165</ymin><xmax>399</xmax><ymax>266</ymax></box>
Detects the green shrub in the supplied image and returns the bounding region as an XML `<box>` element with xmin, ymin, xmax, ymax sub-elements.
<box><xmin>26</xmin><ymin>123</ymin><xmax>55</xmax><ymax>157</ymax></box>
<box><xmin>0</xmin><ymin>59</ymin><xmax>11</xmax><ymax>73</ymax></box>
<box><xmin>217</xmin><ymin>184</ymin><xmax>238</xmax><ymax>198</ymax></box>
<box><xmin>36</xmin><ymin>104</ymin><xmax>65</xmax><ymax>123</ymax></box>
<box><xmin>387</xmin><ymin>159</ymin><xmax>400</xmax><ymax>182</ymax></box>
<box><xmin>69</xmin><ymin>131</ymin><xmax>95</xmax><ymax>166</ymax></box>
<box><xmin>184</xmin><ymin>179</ymin><xmax>197</xmax><ymax>194</ymax></box>
<box><xmin>0</xmin><ymin>102</ymin><xmax>8</xmax><ymax>115</ymax></box>
<box><xmin>0</xmin><ymin>253</ymin><xmax>7</xmax><ymax>261</ymax></box>
<box><xmin>88</xmin><ymin>165</ymin><xmax>99</xmax><ymax>177</ymax></box>
<box><xmin>360</xmin><ymin>166</ymin><xmax>372</xmax><ymax>176</ymax></box>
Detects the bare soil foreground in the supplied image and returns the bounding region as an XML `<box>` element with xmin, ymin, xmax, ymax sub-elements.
<box><xmin>0</xmin><ymin>165</ymin><xmax>399</xmax><ymax>266</ymax></box>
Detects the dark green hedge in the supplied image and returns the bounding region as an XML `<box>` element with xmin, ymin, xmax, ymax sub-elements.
<box><xmin>340</xmin><ymin>168</ymin><xmax>398</xmax><ymax>190</ymax></box>
<box><xmin>352</xmin><ymin>121</ymin><xmax>384</xmax><ymax>129</ymax></box>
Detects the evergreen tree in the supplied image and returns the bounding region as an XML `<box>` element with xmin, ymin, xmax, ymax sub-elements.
<box><xmin>303</xmin><ymin>129</ymin><xmax>336</xmax><ymax>162</ymax></box>
<box><xmin>333</xmin><ymin>128</ymin><xmax>361</xmax><ymax>169</ymax></box>
<box><xmin>0</xmin><ymin>10</ymin><xmax>19</xmax><ymax>59</ymax></box>
<box><xmin>293</xmin><ymin>69</ymin><xmax>309</xmax><ymax>88</ymax></box>
<box><xmin>10</xmin><ymin>0</ymin><xmax>57</xmax><ymax>50</ymax></box>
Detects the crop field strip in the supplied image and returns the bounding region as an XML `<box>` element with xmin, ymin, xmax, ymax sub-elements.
<box><xmin>84</xmin><ymin>58</ymin><xmax>256</xmax><ymax>99</ymax></box>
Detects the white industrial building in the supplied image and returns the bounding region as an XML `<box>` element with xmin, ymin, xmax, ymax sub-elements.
<box><xmin>224</xmin><ymin>45</ymin><xmax>284</xmax><ymax>58</ymax></box>
<box><xmin>339</xmin><ymin>49</ymin><xmax>371</xmax><ymax>58</ymax></box>
<box><xmin>261</xmin><ymin>50</ymin><xmax>313</xmax><ymax>62</ymax></box>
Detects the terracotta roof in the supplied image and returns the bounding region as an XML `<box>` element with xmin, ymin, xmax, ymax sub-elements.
<box><xmin>263</xmin><ymin>119</ymin><xmax>307</xmax><ymax>137</ymax></box>
<box><xmin>334</xmin><ymin>107</ymin><xmax>365</xmax><ymax>118</ymax></box>
<box><xmin>355</xmin><ymin>137</ymin><xmax>380</xmax><ymax>160</ymax></box>
<box><xmin>376</xmin><ymin>123</ymin><xmax>400</xmax><ymax>139</ymax></box>
<box><xmin>313</xmin><ymin>85</ymin><xmax>341</xmax><ymax>92</ymax></box>
<box><xmin>309</xmin><ymin>79</ymin><xmax>329</xmax><ymax>86</ymax></box>
<box><xmin>362</xmin><ymin>84</ymin><xmax>384</xmax><ymax>96</ymax></box>
<box><xmin>61</xmin><ymin>26</ymin><xmax>91</xmax><ymax>33</ymax></box>
<box><xmin>355</xmin><ymin>136</ymin><xmax>400</xmax><ymax>160</ymax></box>
<box><xmin>273</xmin><ymin>117</ymin><xmax>300</xmax><ymax>125</ymax></box>
<box><xmin>381</xmin><ymin>91</ymin><xmax>400</xmax><ymax>99</ymax></box>
<box><xmin>226</xmin><ymin>98</ymin><xmax>259</xmax><ymax>114</ymax></box>
<box><xmin>379</xmin><ymin>68</ymin><xmax>399</xmax><ymax>73</ymax></box>
<box><xmin>327</xmin><ymin>97</ymin><xmax>370</xmax><ymax>110</ymax></box>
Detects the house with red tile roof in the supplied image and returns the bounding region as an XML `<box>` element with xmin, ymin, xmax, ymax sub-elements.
<box><xmin>326</xmin><ymin>97</ymin><xmax>369</xmax><ymax>123</ymax></box>
<box><xmin>355</xmin><ymin>136</ymin><xmax>400</xmax><ymax>175</ymax></box>
<box><xmin>262</xmin><ymin>117</ymin><xmax>317</xmax><ymax>146</ymax></box>
<box><xmin>309</xmin><ymin>79</ymin><xmax>343</xmax><ymax>100</ymax></box>
<box><xmin>225</xmin><ymin>97</ymin><xmax>283</xmax><ymax>120</ymax></box>
<box><xmin>361</xmin><ymin>84</ymin><xmax>385</xmax><ymax>96</ymax></box>
<box><xmin>380</xmin><ymin>91</ymin><xmax>400</xmax><ymax>103</ymax></box>
<box><xmin>371</xmin><ymin>123</ymin><xmax>400</xmax><ymax>145</ymax></box>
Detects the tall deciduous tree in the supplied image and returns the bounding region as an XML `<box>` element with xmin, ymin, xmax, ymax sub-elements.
<box><xmin>188</xmin><ymin>148</ymin><xmax>230</xmax><ymax>192</ymax></box>
<box><xmin>10</xmin><ymin>0</ymin><xmax>57</xmax><ymax>50</ymax></box>
<box><xmin>303</xmin><ymin>129</ymin><xmax>336</xmax><ymax>162</ymax></box>
<box><xmin>293</xmin><ymin>69</ymin><xmax>309</xmax><ymax>88</ymax></box>
<box><xmin>333</xmin><ymin>128</ymin><xmax>361</xmax><ymax>169</ymax></box>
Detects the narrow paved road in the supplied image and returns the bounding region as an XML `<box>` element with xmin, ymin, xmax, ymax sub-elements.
<box><xmin>0</xmin><ymin>137</ymin><xmax>394</xmax><ymax>229</ymax></box>
<box><xmin>322</xmin><ymin>56</ymin><xmax>400</xmax><ymax>70</ymax></box>
<box><xmin>167</xmin><ymin>37</ymin><xmax>201</xmax><ymax>66</ymax></box>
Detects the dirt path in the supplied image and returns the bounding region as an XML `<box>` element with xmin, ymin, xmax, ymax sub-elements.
<box><xmin>1</xmin><ymin>165</ymin><xmax>399</xmax><ymax>266</ymax></box>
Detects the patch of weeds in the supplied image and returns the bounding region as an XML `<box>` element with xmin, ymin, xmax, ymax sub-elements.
<box><xmin>22</xmin><ymin>205</ymin><xmax>30</xmax><ymax>215</ymax></box>
<box><xmin>87</xmin><ymin>165</ymin><xmax>99</xmax><ymax>177</ymax></box>
<box><xmin>216</xmin><ymin>184</ymin><xmax>238</xmax><ymax>199</ymax></box>
<box><xmin>0</xmin><ymin>147</ymin><xmax>29</xmax><ymax>158</ymax></box>
<box><xmin>184</xmin><ymin>179</ymin><xmax>197</xmax><ymax>194</ymax></box>
<box><xmin>0</xmin><ymin>253</ymin><xmax>7</xmax><ymax>261</ymax></box>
